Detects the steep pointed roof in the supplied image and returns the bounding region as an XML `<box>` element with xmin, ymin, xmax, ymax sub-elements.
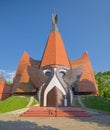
<box><xmin>12</xmin><ymin>51</ymin><xmax>38</xmax><ymax>93</ymax></box>
<box><xmin>70</xmin><ymin>52</ymin><xmax>99</xmax><ymax>95</ymax></box>
<box><xmin>40</xmin><ymin>14</ymin><xmax>71</xmax><ymax>68</ymax></box>
<box><xmin>14</xmin><ymin>51</ymin><xmax>31</xmax><ymax>83</ymax></box>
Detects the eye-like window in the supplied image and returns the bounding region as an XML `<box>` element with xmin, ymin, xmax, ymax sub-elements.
<box><xmin>60</xmin><ymin>71</ymin><xmax>65</xmax><ymax>77</ymax></box>
<box><xmin>45</xmin><ymin>71</ymin><xmax>51</xmax><ymax>77</ymax></box>
<box><xmin>43</xmin><ymin>69</ymin><xmax>51</xmax><ymax>78</ymax></box>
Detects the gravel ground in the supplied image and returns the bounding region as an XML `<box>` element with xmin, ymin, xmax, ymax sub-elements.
<box><xmin>0</xmin><ymin>109</ymin><xmax>110</xmax><ymax>130</ymax></box>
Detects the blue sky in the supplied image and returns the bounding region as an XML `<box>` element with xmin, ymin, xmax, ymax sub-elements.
<box><xmin>0</xmin><ymin>0</ymin><xmax>110</xmax><ymax>72</ymax></box>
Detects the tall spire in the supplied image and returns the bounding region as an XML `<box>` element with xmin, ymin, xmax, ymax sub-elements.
<box><xmin>40</xmin><ymin>13</ymin><xmax>71</xmax><ymax>68</ymax></box>
<box><xmin>52</xmin><ymin>9</ymin><xmax>59</xmax><ymax>32</ymax></box>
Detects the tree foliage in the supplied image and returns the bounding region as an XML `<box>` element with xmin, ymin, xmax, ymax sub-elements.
<box><xmin>6</xmin><ymin>80</ymin><xmax>13</xmax><ymax>86</ymax></box>
<box><xmin>95</xmin><ymin>71</ymin><xmax>110</xmax><ymax>98</ymax></box>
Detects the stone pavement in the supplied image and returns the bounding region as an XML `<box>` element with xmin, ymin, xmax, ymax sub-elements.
<box><xmin>0</xmin><ymin>109</ymin><xmax>110</xmax><ymax>130</ymax></box>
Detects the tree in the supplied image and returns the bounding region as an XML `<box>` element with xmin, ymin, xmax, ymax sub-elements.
<box><xmin>95</xmin><ymin>71</ymin><xmax>110</xmax><ymax>98</ymax></box>
<box><xmin>6</xmin><ymin>80</ymin><xmax>13</xmax><ymax>86</ymax></box>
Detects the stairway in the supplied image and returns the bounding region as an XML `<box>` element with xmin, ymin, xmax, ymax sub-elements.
<box><xmin>20</xmin><ymin>106</ymin><xmax>92</xmax><ymax>118</ymax></box>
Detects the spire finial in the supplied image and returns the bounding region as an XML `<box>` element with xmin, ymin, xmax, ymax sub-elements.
<box><xmin>85</xmin><ymin>50</ymin><xmax>88</xmax><ymax>54</ymax></box>
<box><xmin>52</xmin><ymin>9</ymin><xmax>58</xmax><ymax>32</ymax></box>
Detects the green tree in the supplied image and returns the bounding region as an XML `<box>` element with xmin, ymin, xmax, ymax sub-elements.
<box><xmin>6</xmin><ymin>80</ymin><xmax>13</xmax><ymax>86</ymax></box>
<box><xmin>95</xmin><ymin>71</ymin><xmax>110</xmax><ymax>98</ymax></box>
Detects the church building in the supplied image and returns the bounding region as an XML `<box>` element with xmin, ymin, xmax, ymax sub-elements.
<box><xmin>0</xmin><ymin>14</ymin><xmax>98</xmax><ymax>107</ymax></box>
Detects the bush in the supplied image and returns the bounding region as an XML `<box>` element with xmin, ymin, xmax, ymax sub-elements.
<box><xmin>95</xmin><ymin>71</ymin><xmax>110</xmax><ymax>98</ymax></box>
<box><xmin>82</xmin><ymin>96</ymin><xmax>110</xmax><ymax>113</ymax></box>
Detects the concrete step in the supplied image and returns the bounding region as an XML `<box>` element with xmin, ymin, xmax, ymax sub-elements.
<box><xmin>20</xmin><ymin>106</ymin><xmax>92</xmax><ymax>118</ymax></box>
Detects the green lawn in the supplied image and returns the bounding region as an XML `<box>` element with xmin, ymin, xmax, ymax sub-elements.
<box><xmin>1</xmin><ymin>95</ymin><xmax>109</xmax><ymax>114</ymax></box>
<box><xmin>0</xmin><ymin>96</ymin><xmax>30</xmax><ymax>114</ymax></box>
<box><xmin>82</xmin><ymin>96</ymin><xmax>110</xmax><ymax>113</ymax></box>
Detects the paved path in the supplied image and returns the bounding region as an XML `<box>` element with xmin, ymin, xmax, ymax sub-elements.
<box><xmin>0</xmin><ymin>109</ymin><xmax>110</xmax><ymax>130</ymax></box>
<box><xmin>26</xmin><ymin>96</ymin><xmax>35</xmax><ymax>108</ymax></box>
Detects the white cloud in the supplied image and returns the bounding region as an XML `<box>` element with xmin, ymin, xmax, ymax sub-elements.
<box><xmin>0</xmin><ymin>69</ymin><xmax>15</xmax><ymax>82</ymax></box>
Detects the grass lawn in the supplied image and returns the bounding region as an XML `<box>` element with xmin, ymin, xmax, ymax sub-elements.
<box><xmin>82</xmin><ymin>96</ymin><xmax>110</xmax><ymax>113</ymax></box>
<box><xmin>0</xmin><ymin>96</ymin><xmax>30</xmax><ymax>114</ymax></box>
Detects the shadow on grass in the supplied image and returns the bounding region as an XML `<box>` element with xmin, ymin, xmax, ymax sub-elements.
<box><xmin>0</xmin><ymin>120</ymin><xmax>59</xmax><ymax>130</ymax></box>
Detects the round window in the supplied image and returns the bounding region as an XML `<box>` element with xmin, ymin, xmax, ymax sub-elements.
<box><xmin>60</xmin><ymin>71</ymin><xmax>65</xmax><ymax>77</ymax></box>
<box><xmin>45</xmin><ymin>71</ymin><xmax>51</xmax><ymax>77</ymax></box>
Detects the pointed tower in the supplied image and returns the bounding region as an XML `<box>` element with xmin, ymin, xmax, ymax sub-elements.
<box><xmin>40</xmin><ymin>14</ymin><xmax>71</xmax><ymax>68</ymax></box>
<box><xmin>15</xmin><ymin>51</ymin><xmax>30</xmax><ymax>83</ymax></box>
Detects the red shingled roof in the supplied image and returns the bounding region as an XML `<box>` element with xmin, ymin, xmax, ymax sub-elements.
<box><xmin>0</xmin><ymin>77</ymin><xmax>11</xmax><ymax>100</ymax></box>
<box><xmin>12</xmin><ymin>52</ymin><xmax>35</xmax><ymax>93</ymax></box>
<box><xmin>70</xmin><ymin>52</ymin><xmax>98</xmax><ymax>95</ymax></box>
<box><xmin>40</xmin><ymin>31</ymin><xmax>71</xmax><ymax>68</ymax></box>
<box><xmin>15</xmin><ymin>51</ymin><xmax>30</xmax><ymax>83</ymax></box>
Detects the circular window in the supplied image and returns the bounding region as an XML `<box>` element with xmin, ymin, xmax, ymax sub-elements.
<box><xmin>45</xmin><ymin>71</ymin><xmax>51</xmax><ymax>77</ymax></box>
<box><xmin>60</xmin><ymin>71</ymin><xmax>65</xmax><ymax>77</ymax></box>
